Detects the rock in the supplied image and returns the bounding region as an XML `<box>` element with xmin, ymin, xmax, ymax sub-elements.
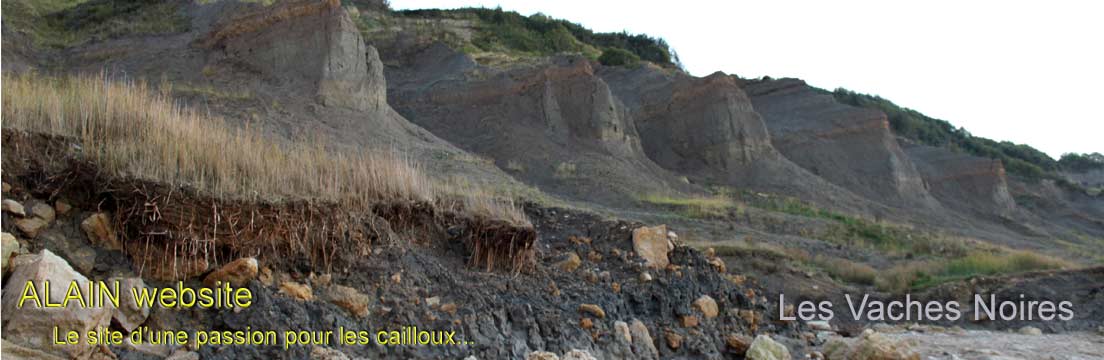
<box><xmin>629</xmin><ymin>319</ymin><xmax>659</xmax><ymax>358</ymax></box>
<box><xmin>203</xmin><ymin>257</ymin><xmax>259</xmax><ymax>287</ymax></box>
<box><xmin>310</xmin><ymin>272</ymin><xmax>332</xmax><ymax>287</ymax></box>
<box><xmin>526</xmin><ymin>351</ymin><xmax>560</xmax><ymax>360</ymax></box>
<box><xmin>81</xmin><ymin>212</ymin><xmax>121</xmax><ymax>250</ymax></box>
<box><xmin>693</xmin><ymin>295</ymin><xmax>719</xmax><ymax>319</ymax></box>
<box><xmin>0</xmin><ymin>339</ymin><xmax>65</xmax><ymax>360</ymax></box>
<box><xmin>440</xmin><ymin>302</ymin><xmax>458</xmax><ymax>315</ymax></box>
<box><xmin>823</xmin><ymin>330</ymin><xmax>919</xmax><ymax>360</ymax></box>
<box><xmin>578</xmin><ymin>303</ymin><xmax>606</xmax><ymax>318</ymax></box>
<box><xmin>165</xmin><ymin>349</ymin><xmax>200</xmax><ymax>360</ymax></box>
<box><xmin>665</xmin><ymin>331</ymin><xmax>683</xmax><ymax>349</ymax></box>
<box><xmin>679</xmin><ymin>315</ymin><xmax>699</xmax><ymax>327</ymax></box>
<box><xmin>258</xmin><ymin>266</ymin><xmax>275</xmax><ymax>286</ymax></box>
<box><xmin>30</xmin><ymin>202</ymin><xmax>55</xmax><ymax>223</ymax></box>
<box><xmin>325</xmin><ymin>285</ymin><xmax>370</xmax><ymax>317</ymax></box>
<box><xmin>562</xmin><ymin>349</ymin><xmax>597</xmax><ymax>360</ymax></box>
<box><xmin>311</xmin><ymin>346</ymin><xmax>350</xmax><ymax>360</ymax></box>
<box><xmin>390</xmin><ymin>272</ymin><xmax>402</xmax><ymax>284</ymax></box>
<box><xmin>1</xmin><ymin>250</ymin><xmax>113</xmax><ymax>359</ymax></box>
<box><xmin>708</xmin><ymin>257</ymin><xmax>727</xmax><ymax>273</ymax></box>
<box><xmin>807</xmin><ymin>320</ymin><xmax>832</xmax><ymax>332</ymax></box>
<box><xmin>2</xmin><ymin>199</ymin><xmax>26</xmax><ymax>216</ymax></box>
<box><xmin>726</xmin><ymin>334</ymin><xmax>752</xmax><ymax>355</ymax></box>
<box><xmin>121</xmin><ymin>338</ymin><xmax>172</xmax><ymax>358</ymax></box>
<box><xmin>639</xmin><ymin>272</ymin><xmax>653</xmax><ymax>282</ymax></box>
<box><xmin>2</xmin><ymin>232</ymin><xmax>20</xmax><ymax>272</ymax></box>
<box><xmin>14</xmin><ymin>217</ymin><xmax>48</xmax><ymax>238</ymax></box>
<box><xmin>112</xmin><ymin>277</ymin><xmax>151</xmax><ymax>332</ymax></box>
<box><xmin>747</xmin><ymin>335</ymin><xmax>791</xmax><ymax>360</ymax></box>
<box><xmin>632</xmin><ymin>225</ymin><xmax>672</xmax><ymax>268</ymax></box>
<box><xmin>38</xmin><ymin>230</ymin><xmax>97</xmax><ymax>275</ymax></box>
<box><xmin>555</xmin><ymin>252</ymin><xmax>582</xmax><ymax>272</ymax></box>
<box><xmin>614</xmin><ymin>321</ymin><xmax>632</xmax><ymax>343</ymax></box>
<box><xmin>1</xmin><ymin>182</ymin><xmax>9</xmax><ymax>193</ymax></box>
<box><xmin>580</xmin><ymin>317</ymin><xmax>594</xmax><ymax>329</ymax></box>
<box><xmin>280</xmin><ymin>281</ymin><xmax>314</xmax><ymax>301</ymax></box>
<box><xmin>54</xmin><ymin>200</ymin><xmax>72</xmax><ymax>216</ymax></box>
<box><xmin>426</xmin><ymin>296</ymin><xmax>441</xmax><ymax>308</ymax></box>
<box><xmin>1018</xmin><ymin>326</ymin><xmax>1043</xmax><ymax>335</ymax></box>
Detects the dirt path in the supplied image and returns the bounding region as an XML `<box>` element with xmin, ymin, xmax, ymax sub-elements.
<box><xmin>884</xmin><ymin>330</ymin><xmax>1104</xmax><ymax>360</ymax></box>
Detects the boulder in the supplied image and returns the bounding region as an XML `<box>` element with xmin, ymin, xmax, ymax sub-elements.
<box><xmin>112</xmin><ymin>277</ymin><xmax>152</xmax><ymax>332</ymax></box>
<box><xmin>2</xmin><ymin>232</ymin><xmax>20</xmax><ymax>272</ymax></box>
<box><xmin>823</xmin><ymin>330</ymin><xmax>919</xmax><ymax>360</ymax></box>
<box><xmin>203</xmin><ymin>257</ymin><xmax>259</xmax><ymax>287</ymax></box>
<box><xmin>747</xmin><ymin>335</ymin><xmax>791</xmax><ymax>360</ymax></box>
<box><xmin>578</xmin><ymin>303</ymin><xmax>606</xmax><ymax>318</ymax></box>
<box><xmin>679</xmin><ymin>315</ymin><xmax>699</xmax><ymax>327</ymax></box>
<box><xmin>2</xmin><ymin>199</ymin><xmax>26</xmax><ymax>216</ymax></box>
<box><xmin>0</xmin><ymin>339</ymin><xmax>65</xmax><ymax>360</ymax></box>
<box><xmin>81</xmin><ymin>212</ymin><xmax>121</xmax><ymax>251</ymax></box>
<box><xmin>632</xmin><ymin>225</ymin><xmax>672</xmax><ymax>268</ymax></box>
<box><xmin>526</xmin><ymin>351</ymin><xmax>559</xmax><ymax>360</ymax></box>
<box><xmin>30</xmin><ymin>202</ymin><xmax>55</xmax><ymax>223</ymax></box>
<box><xmin>725</xmin><ymin>334</ymin><xmax>752</xmax><ymax>355</ymax></box>
<box><xmin>629</xmin><ymin>319</ymin><xmax>659</xmax><ymax>359</ymax></box>
<box><xmin>280</xmin><ymin>281</ymin><xmax>314</xmax><ymax>301</ymax></box>
<box><xmin>614</xmin><ymin>321</ymin><xmax>632</xmax><ymax>343</ymax></box>
<box><xmin>1</xmin><ymin>250</ymin><xmax>113</xmax><ymax>359</ymax></box>
<box><xmin>693</xmin><ymin>295</ymin><xmax>719</xmax><ymax>319</ymax></box>
<box><xmin>14</xmin><ymin>217</ymin><xmax>48</xmax><ymax>238</ymax></box>
<box><xmin>562</xmin><ymin>349</ymin><xmax>597</xmax><ymax>360</ymax></box>
<box><xmin>555</xmin><ymin>252</ymin><xmax>582</xmax><ymax>272</ymax></box>
<box><xmin>326</xmin><ymin>285</ymin><xmax>370</xmax><ymax>317</ymax></box>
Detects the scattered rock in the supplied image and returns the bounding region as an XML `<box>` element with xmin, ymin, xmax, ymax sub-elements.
<box><xmin>203</xmin><ymin>257</ymin><xmax>259</xmax><ymax>287</ymax></box>
<box><xmin>561</xmin><ymin>349</ymin><xmax>597</xmax><ymax>360</ymax></box>
<box><xmin>2</xmin><ymin>199</ymin><xmax>26</xmax><ymax>216</ymax></box>
<box><xmin>325</xmin><ymin>285</ymin><xmax>371</xmax><ymax>317</ymax></box>
<box><xmin>726</xmin><ymin>334</ymin><xmax>752</xmax><ymax>355</ymax></box>
<box><xmin>426</xmin><ymin>296</ymin><xmax>441</xmax><ymax>308</ymax></box>
<box><xmin>311</xmin><ymin>346</ymin><xmax>350</xmax><ymax>360</ymax></box>
<box><xmin>440</xmin><ymin>303</ymin><xmax>458</xmax><ymax>315</ymax></box>
<box><xmin>112</xmin><ymin>277</ymin><xmax>151</xmax><ymax>332</ymax></box>
<box><xmin>665</xmin><ymin>331</ymin><xmax>683</xmax><ymax>349</ymax></box>
<box><xmin>165</xmin><ymin>349</ymin><xmax>200</xmax><ymax>360</ymax></box>
<box><xmin>707</xmin><ymin>257</ymin><xmax>727</xmax><ymax>273</ymax></box>
<box><xmin>587</xmin><ymin>250</ymin><xmax>603</xmax><ymax>262</ymax></box>
<box><xmin>1018</xmin><ymin>326</ymin><xmax>1043</xmax><ymax>336</ymax></box>
<box><xmin>823</xmin><ymin>330</ymin><xmax>919</xmax><ymax>360</ymax></box>
<box><xmin>30</xmin><ymin>202</ymin><xmax>55</xmax><ymax>223</ymax></box>
<box><xmin>747</xmin><ymin>335</ymin><xmax>791</xmax><ymax>360</ymax></box>
<box><xmin>1</xmin><ymin>250</ymin><xmax>113</xmax><ymax>359</ymax></box>
<box><xmin>280</xmin><ymin>281</ymin><xmax>314</xmax><ymax>301</ymax></box>
<box><xmin>578</xmin><ymin>303</ymin><xmax>606</xmax><ymax>318</ymax></box>
<box><xmin>580</xmin><ymin>317</ymin><xmax>594</xmax><ymax>329</ymax></box>
<box><xmin>555</xmin><ymin>252</ymin><xmax>582</xmax><ymax>272</ymax></box>
<box><xmin>14</xmin><ymin>217</ymin><xmax>48</xmax><ymax>238</ymax></box>
<box><xmin>629</xmin><ymin>319</ymin><xmax>659</xmax><ymax>358</ymax></box>
<box><xmin>632</xmin><ymin>225</ymin><xmax>672</xmax><ymax>268</ymax></box>
<box><xmin>390</xmin><ymin>272</ymin><xmax>402</xmax><ymax>284</ymax></box>
<box><xmin>526</xmin><ymin>350</ymin><xmax>560</xmax><ymax>360</ymax></box>
<box><xmin>614</xmin><ymin>321</ymin><xmax>632</xmax><ymax>343</ymax></box>
<box><xmin>693</xmin><ymin>295</ymin><xmax>719</xmax><ymax>319</ymax></box>
<box><xmin>54</xmin><ymin>200</ymin><xmax>72</xmax><ymax>216</ymax></box>
<box><xmin>679</xmin><ymin>315</ymin><xmax>699</xmax><ymax>327</ymax></box>
<box><xmin>2</xmin><ymin>232</ymin><xmax>19</xmax><ymax>273</ymax></box>
<box><xmin>807</xmin><ymin>320</ymin><xmax>832</xmax><ymax>332</ymax></box>
<box><xmin>639</xmin><ymin>272</ymin><xmax>653</xmax><ymax>282</ymax></box>
<box><xmin>583</xmin><ymin>270</ymin><xmax>599</xmax><ymax>283</ymax></box>
<box><xmin>81</xmin><ymin>212</ymin><xmax>121</xmax><ymax>250</ymax></box>
<box><xmin>611</xmin><ymin>282</ymin><xmax>621</xmax><ymax>293</ymax></box>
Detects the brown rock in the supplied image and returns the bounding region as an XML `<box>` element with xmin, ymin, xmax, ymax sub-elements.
<box><xmin>708</xmin><ymin>257</ymin><xmax>727</xmax><ymax>273</ymax></box>
<box><xmin>580</xmin><ymin>317</ymin><xmax>594</xmax><ymax>329</ymax></box>
<box><xmin>440</xmin><ymin>303</ymin><xmax>458</xmax><ymax>316</ymax></box>
<box><xmin>258</xmin><ymin>267</ymin><xmax>274</xmax><ymax>286</ymax></box>
<box><xmin>54</xmin><ymin>200</ymin><xmax>73</xmax><ymax>216</ymax></box>
<box><xmin>204</xmin><ymin>257</ymin><xmax>259</xmax><ymax>287</ymax></box>
<box><xmin>587</xmin><ymin>250</ymin><xmax>603</xmax><ymax>262</ymax></box>
<box><xmin>390</xmin><ymin>272</ymin><xmax>402</xmax><ymax>284</ymax></box>
<box><xmin>611</xmin><ymin>282</ymin><xmax>621</xmax><ymax>293</ymax></box>
<box><xmin>632</xmin><ymin>225</ymin><xmax>671</xmax><ymax>268</ymax></box>
<box><xmin>2</xmin><ymin>199</ymin><xmax>26</xmax><ymax>216</ymax></box>
<box><xmin>14</xmin><ymin>217</ymin><xmax>48</xmax><ymax>238</ymax></box>
<box><xmin>693</xmin><ymin>295</ymin><xmax>719</xmax><ymax>319</ymax></box>
<box><xmin>526</xmin><ymin>351</ymin><xmax>560</xmax><ymax>360</ymax></box>
<box><xmin>1</xmin><ymin>182</ymin><xmax>10</xmax><ymax>193</ymax></box>
<box><xmin>325</xmin><ymin>285</ymin><xmax>370</xmax><ymax>317</ymax></box>
<box><xmin>726</xmin><ymin>334</ymin><xmax>752</xmax><ymax>355</ymax></box>
<box><xmin>629</xmin><ymin>319</ymin><xmax>659</xmax><ymax>358</ymax></box>
<box><xmin>578</xmin><ymin>303</ymin><xmax>606</xmax><ymax>319</ymax></box>
<box><xmin>311</xmin><ymin>272</ymin><xmax>332</xmax><ymax>287</ymax></box>
<box><xmin>665</xmin><ymin>331</ymin><xmax>683</xmax><ymax>349</ymax></box>
<box><xmin>679</xmin><ymin>315</ymin><xmax>699</xmax><ymax>327</ymax></box>
<box><xmin>30</xmin><ymin>203</ymin><xmax>55</xmax><ymax>223</ymax></box>
<box><xmin>824</xmin><ymin>330</ymin><xmax>920</xmax><ymax>360</ymax></box>
<box><xmin>81</xmin><ymin>212</ymin><xmax>121</xmax><ymax>250</ymax></box>
<box><xmin>2</xmin><ymin>232</ymin><xmax>20</xmax><ymax>273</ymax></box>
<box><xmin>280</xmin><ymin>281</ymin><xmax>314</xmax><ymax>301</ymax></box>
<box><xmin>555</xmin><ymin>252</ymin><xmax>582</xmax><ymax>272</ymax></box>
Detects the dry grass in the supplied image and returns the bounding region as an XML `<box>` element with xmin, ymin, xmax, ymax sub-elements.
<box><xmin>639</xmin><ymin>192</ymin><xmax>734</xmax><ymax>219</ymax></box>
<box><xmin>876</xmin><ymin>249</ymin><xmax>1074</xmax><ymax>293</ymax></box>
<box><xmin>1</xmin><ymin>72</ymin><xmax>528</xmax><ymax>225</ymax></box>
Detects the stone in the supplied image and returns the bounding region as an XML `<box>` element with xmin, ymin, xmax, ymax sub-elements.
<box><xmin>583</xmin><ymin>270</ymin><xmax>599</xmax><ymax>284</ymax></box>
<box><xmin>280</xmin><ymin>281</ymin><xmax>314</xmax><ymax>301</ymax></box>
<box><xmin>580</xmin><ymin>317</ymin><xmax>594</xmax><ymax>329</ymax></box>
<box><xmin>1</xmin><ymin>182</ymin><xmax>9</xmax><ymax>193</ymax></box>
<box><xmin>679</xmin><ymin>315</ymin><xmax>699</xmax><ymax>327</ymax></box>
<box><xmin>203</xmin><ymin>257</ymin><xmax>259</xmax><ymax>287</ymax></box>
<box><xmin>746</xmin><ymin>335</ymin><xmax>791</xmax><ymax>360</ymax></box>
<box><xmin>526</xmin><ymin>351</ymin><xmax>559</xmax><ymax>360</ymax></box>
<box><xmin>2</xmin><ymin>232</ymin><xmax>20</xmax><ymax>272</ymax></box>
<box><xmin>81</xmin><ymin>212</ymin><xmax>121</xmax><ymax>250</ymax></box>
<box><xmin>562</xmin><ymin>349</ymin><xmax>597</xmax><ymax>360</ymax></box>
<box><xmin>258</xmin><ymin>267</ymin><xmax>275</xmax><ymax>286</ymax></box>
<box><xmin>2</xmin><ymin>199</ymin><xmax>26</xmax><ymax>216</ymax></box>
<box><xmin>311</xmin><ymin>346</ymin><xmax>350</xmax><ymax>360</ymax></box>
<box><xmin>693</xmin><ymin>295</ymin><xmax>719</xmax><ymax>319</ymax></box>
<box><xmin>807</xmin><ymin>320</ymin><xmax>832</xmax><ymax>331</ymax></box>
<box><xmin>390</xmin><ymin>272</ymin><xmax>402</xmax><ymax>284</ymax></box>
<box><xmin>726</xmin><ymin>334</ymin><xmax>752</xmax><ymax>355</ymax></box>
<box><xmin>823</xmin><ymin>330</ymin><xmax>919</xmax><ymax>360</ymax></box>
<box><xmin>54</xmin><ymin>200</ymin><xmax>72</xmax><ymax>216</ymax></box>
<box><xmin>165</xmin><ymin>349</ymin><xmax>200</xmax><ymax>360</ymax></box>
<box><xmin>708</xmin><ymin>257</ymin><xmax>727</xmax><ymax>273</ymax></box>
<box><xmin>1018</xmin><ymin>326</ymin><xmax>1043</xmax><ymax>335</ymax></box>
<box><xmin>1</xmin><ymin>339</ymin><xmax>65</xmax><ymax>360</ymax></box>
<box><xmin>326</xmin><ymin>285</ymin><xmax>370</xmax><ymax>317</ymax></box>
<box><xmin>632</xmin><ymin>225</ymin><xmax>671</xmax><ymax>268</ymax></box>
<box><xmin>112</xmin><ymin>277</ymin><xmax>152</xmax><ymax>332</ymax></box>
<box><xmin>38</xmin><ymin>230</ymin><xmax>97</xmax><ymax>275</ymax></box>
<box><xmin>614</xmin><ymin>321</ymin><xmax>632</xmax><ymax>343</ymax></box>
<box><xmin>555</xmin><ymin>252</ymin><xmax>582</xmax><ymax>272</ymax></box>
<box><xmin>311</xmin><ymin>272</ymin><xmax>332</xmax><ymax>286</ymax></box>
<box><xmin>629</xmin><ymin>319</ymin><xmax>659</xmax><ymax>358</ymax></box>
<box><xmin>578</xmin><ymin>303</ymin><xmax>606</xmax><ymax>318</ymax></box>
<box><xmin>639</xmin><ymin>272</ymin><xmax>653</xmax><ymax>282</ymax></box>
<box><xmin>30</xmin><ymin>202</ymin><xmax>55</xmax><ymax>223</ymax></box>
<box><xmin>665</xmin><ymin>331</ymin><xmax>683</xmax><ymax>349</ymax></box>
<box><xmin>426</xmin><ymin>296</ymin><xmax>441</xmax><ymax>308</ymax></box>
<box><xmin>440</xmin><ymin>302</ymin><xmax>458</xmax><ymax>315</ymax></box>
<box><xmin>14</xmin><ymin>217</ymin><xmax>48</xmax><ymax>238</ymax></box>
<box><xmin>1</xmin><ymin>250</ymin><xmax>113</xmax><ymax>359</ymax></box>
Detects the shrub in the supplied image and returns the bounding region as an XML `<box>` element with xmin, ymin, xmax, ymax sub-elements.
<box><xmin>598</xmin><ymin>48</ymin><xmax>640</xmax><ymax>67</ymax></box>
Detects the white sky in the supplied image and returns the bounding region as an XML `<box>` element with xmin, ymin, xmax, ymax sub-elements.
<box><xmin>390</xmin><ymin>0</ymin><xmax>1103</xmax><ymax>158</ymax></box>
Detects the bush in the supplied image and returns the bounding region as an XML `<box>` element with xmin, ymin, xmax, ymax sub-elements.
<box><xmin>598</xmin><ymin>48</ymin><xmax>640</xmax><ymax>67</ymax></box>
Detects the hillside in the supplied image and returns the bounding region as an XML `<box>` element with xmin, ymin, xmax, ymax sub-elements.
<box><xmin>2</xmin><ymin>1</ymin><xmax>1102</xmax><ymax>359</ymax></box>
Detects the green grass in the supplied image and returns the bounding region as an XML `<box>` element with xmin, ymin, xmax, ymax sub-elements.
<box><xmin>876</xmin><ymin>250</ymin><xmax>1073</xmax><ymax>293</ymax></box>
<box><xmin>638</xmin><ymin>192</ymin><xmax>735</xmax><ymax>219</ymax></box>
<box><xmin>2</xmin><ymin>0</ymin><xmax>188</xmax><ymax>49</ymax></box>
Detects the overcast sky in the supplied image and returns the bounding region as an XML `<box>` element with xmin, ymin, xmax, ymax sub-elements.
<box><xmin>390</xmin><ymin>0</ymin><xmax>1102</xmax><ymax>158</ymax></box>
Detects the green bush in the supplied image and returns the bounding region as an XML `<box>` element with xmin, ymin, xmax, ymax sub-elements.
<box><xmin>598</xmin><ymin>48</ymin><xmax>640</xmax><ymax>67</ymax></box>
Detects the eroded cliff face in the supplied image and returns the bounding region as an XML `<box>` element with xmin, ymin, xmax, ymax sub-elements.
<box><xmin>904</xmin><ymin>143</ymin><xmax>1018</xmax><ymax>217</ymax></box>
<box><xmin>197</xmin><ymin>0</ymin><xmax>382</xmax><ymax>112</ymax></box>
<box><xmin>743</xmin><ymin>79</ymin><xmax>941</xmax><ymax>210</ymax></box>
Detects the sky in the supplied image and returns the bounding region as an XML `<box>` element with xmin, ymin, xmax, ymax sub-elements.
<box><xmin>389</xmin><ymin>0</ymin><xmax>1103</xmax><ymax>158</ymax></box>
